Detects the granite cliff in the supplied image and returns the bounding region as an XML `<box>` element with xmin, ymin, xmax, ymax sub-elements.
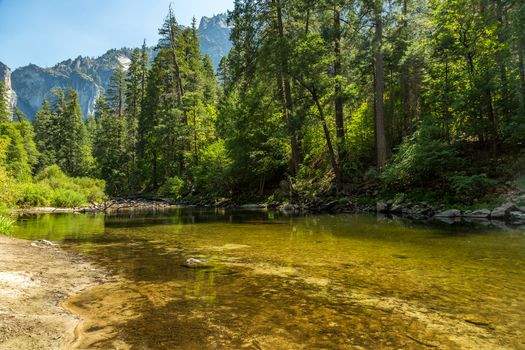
<box><xmin>0</xmin><ymin>62</ymin><xmax>17</xmax><ymax>118</ymax></box>
<box><xmin>6</xmin><ymin>13</ymin><xmax>232</xmax><ymax>120</ymax></box>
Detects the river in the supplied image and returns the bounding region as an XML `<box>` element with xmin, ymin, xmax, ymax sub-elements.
<box><xmin>12</xmin><ymin>208</ymin><xmax>525</xmax><ymax>349</ymax></box>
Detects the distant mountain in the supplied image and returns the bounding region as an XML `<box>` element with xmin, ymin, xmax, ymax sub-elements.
<box><xmin>5</xmin><ymin>13</ymin><xmax>232</xmax><ymax>120</ymax></box>
<box><xmin>0</xmin><ymin>61</ymin><xmax>17</xmax><ymax>118</ymax></box>
<box><xmin>198</xmin><ymin>13</ymin><xmax>232</xmax><ymax>69</ymax></box>
<box><xmin>11</xmin><ymin>48</ymin><xmax>152</xmax><ymax>119</ymax></box>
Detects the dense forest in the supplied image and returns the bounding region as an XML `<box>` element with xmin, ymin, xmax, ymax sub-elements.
<box><xmin>1</xmin><ymin>0</ymin><xmax>525</xmax><ymax>211</ymax></box>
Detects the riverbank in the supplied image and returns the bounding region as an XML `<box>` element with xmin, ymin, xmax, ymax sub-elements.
<box><xmin>0</xmin><ymin>235</ymin><xmax>106</xmax><ymax>349</ymax></box>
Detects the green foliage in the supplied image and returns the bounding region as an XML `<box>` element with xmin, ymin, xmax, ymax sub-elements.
<box><xmin>157</xmin><ymin>176</ymin><xmax>186</xmax><ymax>199</ymax></box>
<box><xmin>193</xmin><ymin>140</ymin><xmax>233</xmax><ymax>195</ymax></box>
<box><xmin>448</xmin><ymin>173</ymin><xmax>496</xmax><ymax>200</ymax></box>
<box><xmin>33</xmin><ymin>89</ymin><xmax>92</xmax><ymax>177</ymax></box>
<box><xmin>381</xmin><ymin>124</ymin><xmax>458</xmax><ymax>191</ymax></box>
<box><xmin>35</xmin><ymin>165</ymin><xmax>106</xmax><ymax>204</ymax></box>
<box><xmin>0</xmin><ymin>215</ymin><xmax>14</xmax><ymax>235</ymax></box>
<box><xmin>14</xmin><ymin>183</ymin><xmax>53</xmax><ymax>207</ymax></box>
<box><xmin>52</xmin><ymin>188</ymin><xmax>87</xmax><ymax>208</ymax></box>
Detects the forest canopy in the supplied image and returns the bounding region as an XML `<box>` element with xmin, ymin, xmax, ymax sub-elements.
<box><xmin>1</xmin><ymin>0</ymin><xmax>525</xmax><ymax>209</ymax></box>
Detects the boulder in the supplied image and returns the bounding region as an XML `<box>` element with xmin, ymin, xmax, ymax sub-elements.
<box><xmin>376</xmin><ymin>201</ymin><xmax>388</xmax><ymax>213</ymax></box>
<box><xmin>282</xmin><ymin>203</ymin><xmax>299</xmax><ymax>212</ymax></box>
<box><xmin>435</xmin><ymin>209</ymin><xmax>461</xmax><ymax>218</ymax></box>
<box><xmin>240</xmin><ymin>204</ymin><xmax>265</xmax><ymax>209</ymax></box>
<box><xmin>510</xmin><ymin>211</ymin><xmax>525</xmax><ymax>222</ymax></box>
<box><xmin>466</xmin><ymin>209</ymin><xmax>491</xmax><ymax>219</ymax></box>
<box><xmin>391</xmin><ymin>205</ymin><xmax>404</xmax><ymax>214</ymax></box>
<box><xmin>490</xmin><ymin>207</ymin><xmax>507</xmax><ymax>219</ymax></box>
<box><xmin>182</xmin><ymin>258</ymin><xmax>209</xmax><ymax>268</ymax></box>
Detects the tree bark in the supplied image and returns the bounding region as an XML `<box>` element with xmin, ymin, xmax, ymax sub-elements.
<box><xmin>311</xmin><ymin>87</ymin><xmax>342</xmax><ymax>191</ymax></box>
<box><xmin>374</xmin><ymin>1</ymin><xmax>388</xmax><ymax>168</ymax></box>
<box><xmin>272</xmin><ymin>0</ymin><xmax>301</xmax><ymax>175</ymax></box>
<box><xmin>333</xmin><ymin>7</ymin><xmax>345</xmax><ymax>158</ymax></box>
<box><xmin>400</xmin><ymin>0</ymin><xmax>411</xmax><ymax>135</ymax></box>
<box><xmin>519</xmin><ymin>42</ymin><xmax>525</xmax><ymax>110</ymax></box>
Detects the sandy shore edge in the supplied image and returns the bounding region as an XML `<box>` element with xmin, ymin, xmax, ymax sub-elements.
<box><xmin>0</xmin><ymin>235</ymin><xmax>106</xmax><ymax>350</ymax></box>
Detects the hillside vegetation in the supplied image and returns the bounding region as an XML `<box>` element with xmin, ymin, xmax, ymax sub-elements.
<box><xmin>1</xmin><ymin>1</ymin><xmax>525</xmax><ymax>222</ymax></box>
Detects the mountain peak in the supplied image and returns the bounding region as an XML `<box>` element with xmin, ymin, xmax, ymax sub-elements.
<box><xmin>6</xmin><ymin>13</ymin><xmax>232</xmax><ymax>120</ymax></box>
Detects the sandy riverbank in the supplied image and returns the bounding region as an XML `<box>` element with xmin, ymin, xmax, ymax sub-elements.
<box><xmin>0</xmin><ymin>235</ymin><xmax>106</xmax><ymax>349</ymax></box>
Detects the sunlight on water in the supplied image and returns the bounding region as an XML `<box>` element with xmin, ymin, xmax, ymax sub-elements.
<box><xmin>12</xmin><ymin>209</ymin><xmax>525</xmax><ymax>349</ymax></box>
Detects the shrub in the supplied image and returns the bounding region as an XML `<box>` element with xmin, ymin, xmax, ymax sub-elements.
<box><xmin>0</xmin><ymin>215</ymin><xmax>14</xmax><ymax>235</ymax></box>
<box><xmin>71</xmin><ymin>177</ymin><xmax>106</xmax><ymax>203</ymax></box>
<box><xmin>449</xmin><ymin>173</ymin><xmax>495</xmax><ymax>201</ymax></box>
<box><xmin>52</xmin><ymin>188</ymin><xmax>87</xmax><ymax>208</ymax></box>
<box><xmin>35</xmin><ymin>165</ymin><xmax>106</xmax><ymax>204</ymax></box>
<box><xmin>193</xmin><ymin>140</ymin><xmax>233</xmax><ymax>196</ymax></box>
<box><xmin>14</xmin><ymin>183</ymin><xmax>53</xmax><ymax>207</ymax></box>
<box><xmin>381</xmin><ymin>125</ymin><xmax>458</xmax><ymax>191</ymax></box>
<box><xmin>158</xmin><ymin>176</ymin><xmax>186</xmax><ymax>199</ymax></box>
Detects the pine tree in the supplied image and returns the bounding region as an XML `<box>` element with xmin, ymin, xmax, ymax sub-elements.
<box><xmin>33</xmin><ymin>100</ymin><xmax>57</xmax><ymax>171</ymax></box>
<box><xmin>93</xmin><ymin>96</ymin><xmax>126</xmax><ymax>194</ymax></box>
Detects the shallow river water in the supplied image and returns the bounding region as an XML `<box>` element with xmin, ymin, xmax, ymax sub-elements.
<box><xmin>12</xmin><ymin>208</ymin><xmax>525</xmax><ymax>349</ymax></box>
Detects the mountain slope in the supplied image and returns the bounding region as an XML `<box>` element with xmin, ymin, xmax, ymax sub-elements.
<box><xmin>0</xmin><ymin>61</ymin><xmax>17</xmax><ymax>118</ymax></box>
<box><xmin>8</xmin><ymin>13</ymin><xmax>232</xmax><ymax>120</ymax></box>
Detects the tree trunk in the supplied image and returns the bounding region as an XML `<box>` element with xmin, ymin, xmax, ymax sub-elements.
<box><xmin>400</xmin><ymin>0</ymin><xmax>411</xmax><ymax>135</ymax></box>
<box><xmin>311</xmin><ymin>87</ymin><xmax>342</xmax><ymax>191</ymax></box>
<box><xmin>519</xmin><ymin>42</ymin><xmax>525</xmax><ymax>110</ymax></box>
<box><xmin>374</xmin><ymin>2</ymin><xmax>388</xmax><ymax>168</ymax></box>
<box><xmin>333</xmin><ymin>8</ymin><xmax>345</xmax><ymax>158</ymax></box>
<box><xmin>494</xmin><ymin>0</ymin><xmax>508</xmax><ymax>113</ymax></box>
<box><xmin>272</xmin><ymin>0</ymin><xmax>301</xmax><ymax>176</ymax></box>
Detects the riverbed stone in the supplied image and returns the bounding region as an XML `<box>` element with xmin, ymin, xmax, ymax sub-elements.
<box><xmin>183</xmin><ymin>258</ymin><xmax>209</xmax><ymax>268</ymax></box>
<box><xmin>466</xmin><ymin>209</ymin><xmax>491</xmax><ymax>219</ymax></box>
<box><xmin>376</xmin><ymin>201</ymin><xmax>388</xmax><ymax>213</ymax></box>
<box><xmin>435</xmin><ymin>209</ymin><xmax>461</xmax><ymax>218</ymax></box>
<box><xmin>490</xmin><ymin>207</ymin><xmax>507</xmax><ymax>219</ymax></box>
<box><xmin>510</xmin><ymin>211</ymin><xmax>525</xmax><ymax>222</ymax></box>
<box><xmin>282</xmin><ymin>203</ymin><xmax>299</xmax><ymax>212</ymax></box>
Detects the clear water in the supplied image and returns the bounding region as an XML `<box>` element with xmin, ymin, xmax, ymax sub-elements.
<box><xmin>12</xmin><ymin>209</ymin><xmax>525</xmax><ymax>349</ymax></box>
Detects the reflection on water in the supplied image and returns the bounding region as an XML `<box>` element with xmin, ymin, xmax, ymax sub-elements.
<box><xmin>12</xmin><ymin>209</ymin><xmax>525</xmax><ymax>349</ymax></box>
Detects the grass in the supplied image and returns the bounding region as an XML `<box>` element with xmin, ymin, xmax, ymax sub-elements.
<box><xmin>0</xmin><ymin>215</ymin><xmax>15</xmax><ymax>235</ymax></box>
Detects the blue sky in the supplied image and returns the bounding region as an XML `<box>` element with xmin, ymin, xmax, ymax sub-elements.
<box><xmin>0</xmin><ymin>0</ymin><xmax>234</xmax><ymax>69</ymax></box>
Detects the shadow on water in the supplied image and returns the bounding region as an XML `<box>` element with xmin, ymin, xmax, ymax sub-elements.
<box><xmin>12</xmin><ymin>208</ymin><xmax>525</xmax><ymax>349</ymax></box>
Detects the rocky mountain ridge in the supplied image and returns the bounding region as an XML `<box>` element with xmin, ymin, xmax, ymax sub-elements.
<box><xmin>0</xmin><ymin>62</ymin><xmax>17</xmax><ymax>118</ymax></box>
<box><xmin>2</xmin><ymin>13</ymin><xmax>232</xmax><ymax>120</ymax></box>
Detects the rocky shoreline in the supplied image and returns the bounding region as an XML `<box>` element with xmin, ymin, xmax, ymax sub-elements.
<box><xmin>12</xmin><ymin>194</ymin><xmax>525</xmax><ymax>227</ymax></box>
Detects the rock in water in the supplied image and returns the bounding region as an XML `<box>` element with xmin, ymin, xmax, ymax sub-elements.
<box><xmin>31</xmin><ymin>240</ymin><xmax>57</xmax><ymax>248</ymax></box>
<box><xmin>466</xmin><ymin>209</ymin><xmax>491</xmax><ymax>219</ymax></box>
<box><xmin>434</xmin><ymin>209</ymin><xmax>461</xmax><ymax>218</ymax></box>
<box><xmin>183</xmin><ymin>258</ymin><xmax>209</xmax><ymax>268</ymax></box>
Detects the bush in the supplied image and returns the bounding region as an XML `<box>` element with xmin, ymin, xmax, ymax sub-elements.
<box><xmin>381</xmin><ymin>125</ymin><xmax>458</xmax><ymax>191</ymax></box>
<box><xmin>10</xmin><ymin>165</ymin><xmax>106</xmax><ymax>208</ymax></box>
<box><xmin>449</xmin><ymin>173</ymin><xmax>495</xmax><ymax>201</ymax></box>
<box><xmin>35</xmin><ymin>165</ymin><xmax>106</xmax><ymax>204</ymax></box>
<box><xmin>14</xmin><ymin>183</ymin><xmax>53</xmax><ymax>207</ymax></box>
<box><xmin>0</xmin><ymin>215</ymin><xmax>14</xmax><ymax>235</ymax></box>
<box><xmin>193</xmin><ymin>140</ymin><xmax>233</xmax><ymax>196</ymax></box>
<box><xmin>70</xmin><ymin>176</ymin><xmax>106</xmax><ymax>203</ymax></box>
<box><xmin>158</xmin><ymin>176</ymin><xmax>186</xmax><ymax>199</ymax></box>
<box><xmin>52</xmin><ymin>188</ymin><xmax>87</xmax><ymax>208</ymax></box>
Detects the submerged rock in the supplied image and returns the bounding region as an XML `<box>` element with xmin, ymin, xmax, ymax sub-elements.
<box><xmin>182</xmin><ymin>258</ymin><xmax>209</xmax><ymax>268</ymax></box>
<box><xmin>31</xmin><ymin>240</ymin><xmax>57</xmax><ymax>248</ymax></box>
<box><xmin>434</xmin><ymin>209</ymin><xmax>461</xmax><ymax>218</ymax></box>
